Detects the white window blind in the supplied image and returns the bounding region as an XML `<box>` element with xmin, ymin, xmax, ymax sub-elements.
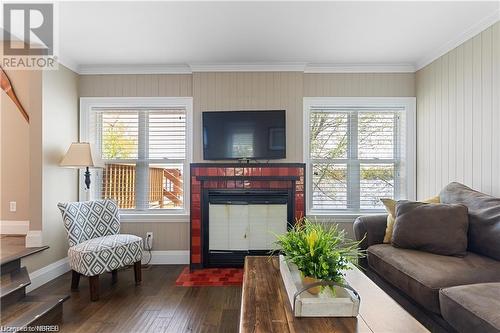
<box><xmin>88</xmin><ymin>108</ymin><xmax>187</xmax><ymax>212</ymax></box>
<box><xmin>307</xmin><ymin>105</ymin><xmax>409</xmax><ymax>213</ymax></box>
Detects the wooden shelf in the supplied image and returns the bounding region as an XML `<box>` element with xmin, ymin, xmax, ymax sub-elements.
<box><xmin>191</xmin><ymin>162</ymin><xmax>306</xmax><ymax>167</ymax></box>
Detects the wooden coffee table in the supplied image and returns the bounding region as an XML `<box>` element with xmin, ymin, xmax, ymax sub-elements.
<box><xmin>240</xmin><ymin>256</ymin><xmax>429</xmax><ymax>333</ymax></box>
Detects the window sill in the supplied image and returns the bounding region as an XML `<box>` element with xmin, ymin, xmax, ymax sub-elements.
<box><xmin>120</xmin><ymin>213</ymin><xmax>189</xmax><ymax>223</ymax></box>
<box><xmin>306</xmin><ymin>210</ymin><xmax>386</xmax><ymax>222</ymax></box>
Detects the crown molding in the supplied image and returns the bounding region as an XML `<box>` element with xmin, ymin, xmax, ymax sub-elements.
<box><xmin>416</xmin><ymin>9</ymin><xmax>500</xmax><ymax>71</ymax></box>
<box><xmin>78</xmin><ymin>64</ymin><xmax>192</xmax><ymax>75</ymax></box>
<box><xmin>74</xmin><ymin>62</ymin><xmax>418</xmax><ymax>74</ymax></box>
<box><xmin>56</xmin><ymin>55</ymin><xmax>80</xmax><ymax>74</ymax></box>
<box><xmin>189</xmin><ymin>62</ymin><xmax>307</xmax><ymax>72</ymax></box>
<box><xmin>304</xmin><ymin>63</ymin><xmax>415</xmax><ymax>73</ymax></box>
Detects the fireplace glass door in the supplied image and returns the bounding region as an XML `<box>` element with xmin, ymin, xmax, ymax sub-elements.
<box><xmin>208</xmin><ymin>203</ymin><xmax>287</xmax><ymax>252</ymax></box>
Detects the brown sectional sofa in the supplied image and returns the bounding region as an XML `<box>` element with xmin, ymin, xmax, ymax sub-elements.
<box><xmin>440</xmin><ymin>283</ymin><xmax>500</xmax><ymax>333</ymax></box>
<box><xmin>354</xmin><ymin>182</ymin><xmax>500</xmax><ymax>333</ymax></box>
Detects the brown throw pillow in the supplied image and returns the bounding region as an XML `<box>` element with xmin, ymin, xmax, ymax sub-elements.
<box><xmin>381</xmin><ymin>195</ymin><xmax>440</xmax><ymax>243</ymax></box>
<box><xmin>392</xmin><ymin>201</ymin><xmax>469</xmax><ymax>256</ymax></box>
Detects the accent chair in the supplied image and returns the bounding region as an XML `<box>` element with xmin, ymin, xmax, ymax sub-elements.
<box><xmin>58</xmin><ymin>199</ymin><xmax>143</xmax><ymax>301</ymax></box>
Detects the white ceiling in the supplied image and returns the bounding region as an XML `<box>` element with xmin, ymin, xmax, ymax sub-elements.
<box><xmin>57</xmin><ymin>1</ymin><xmax>500</xmax><ymax>72</ymax></box>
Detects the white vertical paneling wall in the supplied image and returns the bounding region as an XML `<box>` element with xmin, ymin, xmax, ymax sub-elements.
<box><xmin>193</xmin><ymin>72</ymin><xmax>304</xmax><ymax>162</ymax></box>
<box><xmin>304</xmin><ymin>73</ymin><xmax>415</xmax><ymax>97</ymax></box>
<box><xmin>79</xmin><ymin>71</ymin><xmax>416</xmax><ymax>249</ymax></box>
<box><xmin>416</xmin><ymin>21</ymin><xmax>500</xmax><ymax>198</ymax></box>
<box><xmin>79</xmin><ymin>74</ymin><xmax>193</xmax><ymax>97</ymax></box>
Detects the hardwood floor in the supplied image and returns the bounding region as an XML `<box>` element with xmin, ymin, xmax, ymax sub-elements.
<box><xmin>29</xmin><ymin>265</ymin><xmax>242</xmax><ymax>333</ymax></box>
<box><xmin>0</xmin><ymin>235</ymin><xmax>49</xmax><ymax>265</ymax></box>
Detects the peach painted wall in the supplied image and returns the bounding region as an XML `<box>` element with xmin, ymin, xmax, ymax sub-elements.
<box><xmin>0</xmin><ymin>68</ymin><xmax>42</xmax><ymax>224</ymax></box>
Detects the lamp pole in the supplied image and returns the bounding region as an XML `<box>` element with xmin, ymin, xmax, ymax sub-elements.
<box><xmin>84</xmin><ymin>166</ymin><xmax>91</xmax><ymax>190</ymax></box>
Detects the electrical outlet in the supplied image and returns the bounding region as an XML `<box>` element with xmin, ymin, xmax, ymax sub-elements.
<box><xmin>145</xmin><ymin>232</ymin><xmax>153</xmax><ymax>250</ymax></box>
<box><xmin>9</xmin><ymin>201</ymin><xmax>16</xmax><ymax>212</ymax></box>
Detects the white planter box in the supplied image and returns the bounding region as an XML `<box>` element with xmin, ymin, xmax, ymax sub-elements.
<box><xmin>279</xmin><ymin>255</ymin><xmax>360</xmax><ymax>317</ymax></box>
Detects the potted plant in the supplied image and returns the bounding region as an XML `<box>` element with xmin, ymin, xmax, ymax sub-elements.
<box><xmin>274</xmin><ymin>218</ymin><xmax>364</xmax><ymax>295</ymax></box>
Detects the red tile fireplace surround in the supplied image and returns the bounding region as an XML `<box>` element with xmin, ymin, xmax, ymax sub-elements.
<box><xmin>190</xmin><ymin>163</ymin><xmax>306</xmax><ymax>269</ymax></box>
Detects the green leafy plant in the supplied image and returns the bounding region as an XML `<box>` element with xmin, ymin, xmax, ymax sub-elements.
<box><xmin>274</xmin><ymin>218</ymin><xmax>365</xmax><ymax>283</ymax></box>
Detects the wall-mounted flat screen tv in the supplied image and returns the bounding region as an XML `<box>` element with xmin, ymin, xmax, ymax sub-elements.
<box><xmin>203</xmin><ymin>110</ymin><xmax>286</xmax><ymax>160</ymax></box>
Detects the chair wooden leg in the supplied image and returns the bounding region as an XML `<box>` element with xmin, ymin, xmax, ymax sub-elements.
<box><xmin>111</xmin><ymin>270</ymin><xmax>118</xmax><ymax>284</ymax></box>
<box><xmin>134</xmin><ymin>261</ymin><xmax>142</xmax><ymax>285</ymax></box>
<box><xmin>89</xmin><ymin>275</ymin><xmax>99</xmax><ymax>301</ymax></box>
<box><xmin>71</xmin><ymin>270</ymin><xmax>80</xmax><ymax>290</ymax></box>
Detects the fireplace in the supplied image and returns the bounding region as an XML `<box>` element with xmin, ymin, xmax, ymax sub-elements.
<box><xmin>190</xmin><ymin>163</ymin><xmax>305</xmax><ymax>269</ymax></box>
<box><xmin>204</xmin><ymin>189</ymin><xmax>293</xmax><ymax>267</ymax></box>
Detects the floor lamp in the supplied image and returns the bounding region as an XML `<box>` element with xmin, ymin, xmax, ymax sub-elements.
<box><xmin>60</xmin><ymin>142</ymin><xmax>100</xmax><ymax>201</ymax></box>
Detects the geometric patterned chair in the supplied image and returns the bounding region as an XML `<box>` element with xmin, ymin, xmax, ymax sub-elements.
<box><xmin>57</xmin><ymin>199</ymin><xmax>143</xmax><ymax>301</ymax></box>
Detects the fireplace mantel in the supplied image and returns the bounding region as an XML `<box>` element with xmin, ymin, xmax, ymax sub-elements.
<box><xmin>196</xmin><ymin>175</ymin><xmax>300</xmax><ymax>181</ymax></box>
<box><xmin>190</xmin><ymin>163</ymin><xmax>306</xmax><ymax>269</ymax></box>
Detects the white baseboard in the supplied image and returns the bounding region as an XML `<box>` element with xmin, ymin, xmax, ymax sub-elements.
<box><xmin>26</xmin><ymin>257</ymin><xmax>70</xmax><ymax>293</ymax></box>
<box><xmin>0</xmin><ymin>220</ymin><xmax>29</xmax><ymax>235</ymax></box>
<box><xmin>25</xmin><ymin>230</ymin><xmax>43</xmax><ymax>247</ymax></box>
<box><xmin>143</xmin><ymin>250</ymin><xmax>189</xmax><ymax>265</ymax></box>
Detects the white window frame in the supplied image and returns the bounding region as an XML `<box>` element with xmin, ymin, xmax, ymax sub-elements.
<box><xmin>80</xmin><ymin>97</ymin><xmax>193</xmax><ymax>222</ymax></box>
<box><xmin>303</xmin><ymin>97</ymin><xmax>416</xmax><ymax>218</ymax></box>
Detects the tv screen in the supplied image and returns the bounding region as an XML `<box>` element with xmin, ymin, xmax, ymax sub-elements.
<box><xmin>203</xmin><ymin>110</ymin><xmax>286</xmax><ymax>160</ymax></box>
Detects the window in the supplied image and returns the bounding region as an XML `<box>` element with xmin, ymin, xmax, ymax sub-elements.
<box><xmin>303</xmin><ymin>97</ymin><xmax>415</xmax><ymax>215</ymax></box>
<box><xmin>80</xmin><ymin>97</ymin><xmax>193</xmax><ymax>217</ymax></box>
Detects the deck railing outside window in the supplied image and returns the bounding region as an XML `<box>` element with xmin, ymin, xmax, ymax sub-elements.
<box><xmin>102</xmin><ymin>164</ymin><xmax>184</xmax><ymax>209</ymax></box>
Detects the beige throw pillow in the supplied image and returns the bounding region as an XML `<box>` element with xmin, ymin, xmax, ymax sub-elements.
<box><xmin>381</xmin><ymin>195</ymin><xmax>440</xmax><ymax>243</ymax></box>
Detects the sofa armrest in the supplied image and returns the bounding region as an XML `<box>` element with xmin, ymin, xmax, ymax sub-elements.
<box><xmin>353</xmin><ymin>214</ymin><xmax>387</xmax><ymax>251</ymax></box>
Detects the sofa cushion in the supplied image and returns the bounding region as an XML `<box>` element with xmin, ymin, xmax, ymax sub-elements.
<box><xmin>392</xmin><ymin>201</ymin><xmax>469</xmax><ymax>256</ymax></box>
<box><xmin>68</xmin><ymin>234</ymin><xmax>143</xmax><ymax>276</ymax></box>
<box><xmin>440</xmin><ymin>182</ymin><xmax>500</xmax><ymax>260</ymax></box>
<box><xmin>367</xmin><ymin>244</ymin><xmax>500</xmax><ymax>314</ymax></box>
<box><xmin>440</xmin><ymin>283</ymin><xmax>500</xmax><ymax>333</ymax></box>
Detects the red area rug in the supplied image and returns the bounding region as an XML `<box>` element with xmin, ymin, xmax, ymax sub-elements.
<box><xmin>175</xmin><ymin>267</ymin><xmax>244</xmax><ymax>287</ymax></box>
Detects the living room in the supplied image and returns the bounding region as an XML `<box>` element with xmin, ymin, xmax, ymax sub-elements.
<box><xmin>0</xmin><ymin>1</ymin><xmax>499</xmax><ymax>332</ymax></box>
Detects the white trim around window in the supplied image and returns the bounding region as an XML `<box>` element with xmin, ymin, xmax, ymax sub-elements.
<box><xmin>79</xmin><ymin>97</ymin><xmax>193</xmax><ymax>222</ymax></box>
<box><xmin>303</xmin><ymin>97</ymin><xmax>416</xmax><ymax>217</ymax></box>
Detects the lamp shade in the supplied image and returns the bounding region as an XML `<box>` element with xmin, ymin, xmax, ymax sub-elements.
<box><xmin>60</xmin><ymin>142</ymin><xmax>99</xmax><ymax>168</ymax></box>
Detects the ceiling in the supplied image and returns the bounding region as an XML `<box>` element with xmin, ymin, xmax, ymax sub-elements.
<box><xmin>56</xmin><ymin>1</ymin><xmax>499</xmax><ymax>72</ymax></box>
